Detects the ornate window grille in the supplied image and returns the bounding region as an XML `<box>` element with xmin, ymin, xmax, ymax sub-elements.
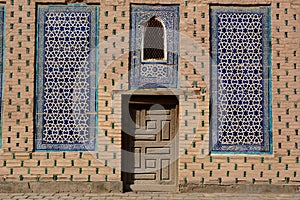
<box><xmin>143</xmin><ymin>17</ymin><xmax>165</xmax><ymax>61</ymax></box>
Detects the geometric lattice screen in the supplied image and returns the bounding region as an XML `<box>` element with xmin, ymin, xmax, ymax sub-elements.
<box><xmin>130</xmin><ymin>4</ymin><xmax>179</xmax><ymax>89</ymax></box>
<box><xmin>210</xmin><ymin>6</ymin><xmax>272</xmax><ymax>153</ymax></box>
<box><xmin>35</xmin><ymin>5</ymin><xmax>99</xmax><ymax>151</ymax></box>
<box><xmin>0</xmin><ymin>5</ymin><xmax>4</xmax><ymax>149</ymax></box>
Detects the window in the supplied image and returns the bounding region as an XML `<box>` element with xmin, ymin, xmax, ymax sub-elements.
<box><xmin>130</xmin><ymin>4</ymin><xmax>179</xmax><ymax>89</ymax></box>
<box><xmin>143</xmin><ymin>17</ymin><xmax>165</xmax><ymax>60</ymax></box>
<box><xmin>35</xmin><ymin>5</ymin><xmax>99</xmax><ymax>151</ymax></box>
<box><xmin>210</xmin><ymin>6</ymin><xmax>271</xmax><ymax>153</ymax></box>
<box><xmin>0</xmin><ymin>5</ymin><xmax>4</xmax><ymax>149</ymax></box>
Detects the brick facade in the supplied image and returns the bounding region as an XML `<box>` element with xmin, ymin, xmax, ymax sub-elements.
<box><xmin>0</xmin><ymin>0</ymin><xmax>299</xmax><ymax>192</ymax></box>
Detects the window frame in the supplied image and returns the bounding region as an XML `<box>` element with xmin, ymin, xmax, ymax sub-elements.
<box><xmin>130</xmin><ymin>4</ymin><xmax>180</xmax><ymax>89</ymax></box>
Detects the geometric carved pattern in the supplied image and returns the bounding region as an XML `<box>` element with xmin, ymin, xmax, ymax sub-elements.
<box><xmin>122</xmin><ymin>95</ymin><xmax>179</xmax><ymax>191</ymax></box>
<box><xmin>0</xmin><ymin>6</ymin><xmax>4</xmax><ymax>149</ymax></box>
<box><xmin>35</xmin><ymin>5</ymin><xmax>99</xmax><ymax>151</ymax></box>
<box><xmin>130</xmin><ymin>104</ymin><xmax>176</xmax><ymax>185</ymax></box>
<box><xmin>130</xmin><ymin>5</ymin><xmax>179</xmax><ymax>89</ymax></box>
<box><xmin>210</xmin><ymin>7</ymin><xmax>271</xmax><ymax>153</ymax></box>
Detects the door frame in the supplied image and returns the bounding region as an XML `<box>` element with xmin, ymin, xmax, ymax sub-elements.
<box><xmin>121</xmin><ymin>95</ymin><xmax>179</xmax><ymax>192</ymax></box>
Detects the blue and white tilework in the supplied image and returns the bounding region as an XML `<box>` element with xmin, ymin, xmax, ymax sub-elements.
<box><xmin>35</xmin><ymin>5</ymin><xmax>98</xmax><ymax>151</ymax></box>
<box><xmin>130</xmin><ymin>5</ymin><xmax>179</xmax><ymax>89</ymax></box>
<box><xmin>210</xmin><ymin>7</ymin><xmax>271</xmax><ymax>153</ymax></box>
<box><xmin>0</xmin><ymin>5</ymin><xmax>4</xmax><ymax>149</ymax></box>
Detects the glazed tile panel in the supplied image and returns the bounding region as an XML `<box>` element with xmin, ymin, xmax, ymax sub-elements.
<box><xmin>130</xmin><ymin>4</ymin><xmax>179</xmax><ymax>89</ymax></box>
<box><xmin>0</xmin><ymin>6</ymin><xmax>4</xmax><ymax>149</ymax></box>
<box><xmin>35</xmin><ymin>5</ymin><xmax>98</xmax><ymax>151</ymax></box>
<box><xmin>210</xmin><ymin>7</ymin><xmax>271</xmax><ymax>153</ymax></box>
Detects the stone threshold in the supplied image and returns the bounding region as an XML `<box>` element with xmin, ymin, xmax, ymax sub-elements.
<box><xmin>0</xmin><ymin>181</ymin><xmax>123</xmax><ymax>193</ymax></box>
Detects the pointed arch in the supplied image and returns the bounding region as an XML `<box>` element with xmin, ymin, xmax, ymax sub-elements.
<box><xmin>143</xmin><ymin>16</ymin><xmax>165</xmax><ymax>60</ymax></box>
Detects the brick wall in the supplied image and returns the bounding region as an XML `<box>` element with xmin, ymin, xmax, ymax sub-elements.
<box><xmin>0</xmin><ymin>0</ymin><xmax>299</xmax><ymax>189</ymax></box>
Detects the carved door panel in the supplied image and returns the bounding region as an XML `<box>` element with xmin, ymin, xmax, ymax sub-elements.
<box><xmin>122</xmin><ymin>96</ymin><xmax>178</xmax><ymax>191</ymax></box>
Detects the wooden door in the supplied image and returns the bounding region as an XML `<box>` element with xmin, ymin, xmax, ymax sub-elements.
<box><xmin>122</xmin><ymin>96</ymin><xmax>178</xmax><ymax>191</ymax></box>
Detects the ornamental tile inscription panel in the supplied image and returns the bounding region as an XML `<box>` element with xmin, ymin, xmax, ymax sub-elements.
<box><xmin>210</xmin><ymin>7</ymin><xmax>271</xmax><ymax>153</ymax></box>
<box><xmin>130</xmin><ymin>5</ymin><xmax>179</xmax><ymax>89</ymax></box>
<box><xmin>35</xmin><ymin>5</ymin><xmax>98</xmax><ymax>151</ymax></box>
